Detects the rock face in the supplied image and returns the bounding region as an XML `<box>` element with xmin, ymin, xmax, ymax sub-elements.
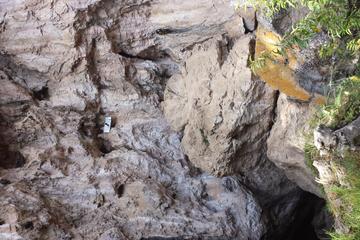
<box><xmin>312</xmin><ymin>116</ymin><xmax>360</xmax><ymax>235</ymax></box>
<box><xmin>0</xmin><ymin>0</ymin><xmax>329</xmax><ymax>240</ymax></box>
<box><xmin>314</xmin><ymin>116</ymin><xmax>360</xmax><ymax>156</ymax></box>
<box><xmin>267</xmin><ymin>94</ymin><xmax>322</xmax><ymax>197</ymax></box>
<box><xmin>163</xmin><ymin>35</ymin><xmax>275</xmax><ymax>176</ymax></box>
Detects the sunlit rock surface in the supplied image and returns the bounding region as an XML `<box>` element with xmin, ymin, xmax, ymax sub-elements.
<box><xmin>0</xmin><ymin>1</ymin><xmax>331</xmax><ymax>239</ymax></box>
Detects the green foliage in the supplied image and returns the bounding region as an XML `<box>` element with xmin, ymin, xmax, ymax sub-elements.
<box><xmin>304</xmin><ymin>76</ymin><xmax>360</xmax><ymax>240</ymax></box>
<box><xmin>244</xmin><ymin>0</ymin><xmax>360</xmax><ymax>73</ymax></box>
<box><xmin>312</xmin><ymin>76</ymin><xmax>360</xmax><ymax>129</ymax></box>
<box><xmin>242</xmin><ymin>0</ymin><xmax>298</xmax><ymax>17</ymax></box>
<box><xmin>249</xmin><ymin>51</ymin><xmax>276</xmax><ymax>72</ymax></box>
<box><xmin>245</xmin><ymin>1</ymin><xmax>360</xmax><ymax>239</ymax></box>
<box><xmin>327</xmin><ymin>152</ymin><xmax>360</xmax><ymax>240</ymax></box>
<box><xmin>304</xmin><ymin>131</ymin><xmax>320</xmax><ymax>176</ymax></box>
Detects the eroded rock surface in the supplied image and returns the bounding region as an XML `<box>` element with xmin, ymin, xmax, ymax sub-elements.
<box><xmin>267</xmin><ymin>94</ymin><xmax>322</xmax><ymax>197</ymax></box>
<box><xmin>163</xmin><ymin>35</ymin><xmax>275</xmax><ymax>176</ymax></box>
<box><xmin>0</xmin><ymin>1</ymin><xmax>265</xmax><ymax>239</ymax></box>
<box><xmin>162</xmin><ymin>29</ymin><xmax>315</xmax><ymax>239</ymax></box>
<box><xmin>314</xmin><ymin>116</ymin><xmax>360</xmax><ymax>156</ymax></box>
<box><xmin>0</xmin><ymin>0</ymin><xmax>329</xmax><ymax>239</ymax></box>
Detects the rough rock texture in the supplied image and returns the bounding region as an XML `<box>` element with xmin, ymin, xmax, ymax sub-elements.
<box><xmin>267</xmin><ymin>94</ymin><xmax>322</xmax><ymax>197</ymax></box>
<box><xmin>0</xmin><ymin>0</ymin><xmax>329</xmax><ymax>239</ymax></box>
<box><xmin>0</xmin><ymin>1</ymin><xmax>267</xmax><ymax>239</ymax></box>
<box><xmin>245</xmin><ymin>6</ymin><xmax>331</xmax><ymax>199</ymax></box>
<box><xmin>258</xmin><ymin>7</ymin><xmax>329</xmax><ymax>98</ymax></box>
<box><xmin>312</xmin><ymin>116</ymin><xmax>360</xmax><ymax>234</ymax></box>
<box><xmin>160</xmin><ymin>5</ymin><xmax>331</xmax><ymax>240</ymax></box>
<box><xmin>163</xmin><ymin>35</ymin><xmax>275</xmax><ymax>176</ymax></box>
<box><xmin>314</xmin><ymin>116</ymin><xmax>360</xmax><ymax>155</ymax></box>
<box><xmin>161</xmin><ymin>31</ymin><xmax>320</xmax><ymax>239</ymax></box>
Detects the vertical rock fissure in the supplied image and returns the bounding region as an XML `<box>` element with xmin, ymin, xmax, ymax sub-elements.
<box><xmin>263</xmin><ymin>96</ymin><xmax>324</xmax><ymax>240</ymax></box>
<box><xmin>268</xmin><ymin>90</ymin><xmax>280</xmax><ymax>131</ymax></box>
<box><xmin>243</xmin><ymin>27</ymin><xmax>326</xmax><ymax>240</ymax></box>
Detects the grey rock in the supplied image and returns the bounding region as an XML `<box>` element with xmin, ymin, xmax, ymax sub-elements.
<box><xmin>267</xmin><ymin>94</ymin><xmax>322</xmax><ymax>197</ymax></box>
<box><xmin>314</xmin><ymin>116</ymin><xmax>360</xmax><ymax>155</ymax></box>
<box><xmin>0</xmin><ymin>0</ymin><xmax>331</xmax><ymax>239</ymax></box>
<box><xmin>0</xmin><ymin>0</ymin><xmax>266</xmax><ymax>239</ymax></box>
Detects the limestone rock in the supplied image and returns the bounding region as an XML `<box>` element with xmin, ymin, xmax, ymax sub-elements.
<box><xmin>314</xmin><ymin>126</ymin><xmax>338</xmax><ymax>156</ymax></box>
<box><xmin>0</xmin><ymin>0</ymin><xmax>330</xmax><ymax>239</ymax></box>
<box><xmin>162</xmin><ymin>19</ymin><xmax>324</xmax><ymax>240</ymax></box>
<box><xmin>314</xmin><ymin>116</ymin><xmax>360</xmax><ymax>156</ymax></box>
<box><xmin>163</xmin><ymin>35</ymin><xmax>276</xmax><ymax>176</ymax></box>
<box><xmin>0</xmin><ymin>0</ymin><xmax>268</xmax><ymax>239</ymax></box>
<box><xmin>267</xmin><ymin>94</ymin><xmax>322</xmax><ymax>197</ymax></box>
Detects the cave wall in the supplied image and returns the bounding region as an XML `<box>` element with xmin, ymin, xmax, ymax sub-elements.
<box><xmin>0</xmin><ymin>1</ymin><xmax>329</xmax><ymax>239</ymax></box>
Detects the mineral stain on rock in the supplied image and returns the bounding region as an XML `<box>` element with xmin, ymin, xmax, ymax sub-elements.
<box><xmin>254</xmin><ymin>27</ymin><xmax>311</xmax><ymax>101</ymax></box>
<box><xmin>254</xmin><ymin>26</ymin><xmax>326</xmax><ymax>105</ymax></box>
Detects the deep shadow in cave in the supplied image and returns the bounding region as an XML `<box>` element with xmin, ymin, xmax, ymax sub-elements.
<box><xmin>280</xmin><ymin>191</ymin><xmax>329</xmax><ymax>240</ymax></box>
<box><xmin>0</xmin><ymin>146</ymin><xmax>26</xmax><ymax>169</ymax></box>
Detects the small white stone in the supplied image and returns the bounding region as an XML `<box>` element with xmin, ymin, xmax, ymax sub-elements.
<box><xmin>104</xmin><ymin>116</ymin><xmax>112</xmax><ymax>133</ymax></box>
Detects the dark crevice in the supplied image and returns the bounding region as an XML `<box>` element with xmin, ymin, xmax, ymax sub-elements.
<box><xmin>78</xmin><ymin>114</ymin><xmax>104</xmax><ymax>158</ymax></box>
<box><xmin>110</xmin><ymin>116</ymin><xmax>117</xmax><ymax>128</ymax></box>
<box><xmin>155</xmin><ymin>27</ymin><xmax>190</xmax><ymax>35</ymax></box>
<box><xmin>114</xmin><ymin>183</ymin><xmax>125</xmax><ymax>198</ymax></box>
<box><xmin>247</xmin><ymin>37</ymin><xmax>257</xmax><ymax>69</ymax></box>
<box><xmin>117</xmin><ymin>50</ymin><xmax>153</xmax><ymax>61</ymax></box>
<box><xmin>280</xmin><ymin>192</ymin><xmax>329</xmax><ymax>240</ymax></box>
<box><xmin>33</xmin><ymin>86</ymin><xmax>49</xmax><ymax>101</ymax></box>
<box><xmin>0</xmin><ymin>147</ymin><xmax>26</xmax><ymax>169</ymax></box>
<box><xmin>21</xmin><ymin>221</ymin><xmax>34</xmax><ymax>230</ymax></box>
<box><xmin>217</xmin><ymin>35</ymin><xmax>234</xmax><ymax>67</ymax></box>
<box><xmin>117</xmin><ymin>46</ymin><xmax>171</xmax><ymax>62</ymax></box>
<box><xmin>141</xmin><ymin>237</ymin><xmax>229</xmax><ymax>240</ymax></box>
<box><xmin>180</xmin><ymin>37</ymin><xmax>213</xmax><ymax>53</ymax></box>
<box><xmin>269</xmin><ymin>90</ymin><xmax>281</xmax><ymax>128</ymax></box>
<box><xmin>79</xmin><ymin>117</ymin><xmax>98</xmax><ymax>138</ymax></box>
<box><xmin>99</xmin><ymin>139</ymin><xmax>113</xmax><ymax>154</ymax></box>
<box><xmin>243</xmin><ymin>12</ymin><xmax>258</xmax><ymax>34</ymax></box>
<box><xmin>156</xmin><ymin>28</ymin><xmax>174</xmax><ymax>35</ymax></box>
<box><xmin>184</xmin><ymin>154</ymin><xmax>202</xmax><ymax>177</ymax></box>
<box><xmin>87</xmin><ymin>38</ymin><xmax>101</xmax><ymax>88</ymax></box>
<box><xmin>141</xmin><ymin>238</ymin><xmax>188</xmax><ymax>240</ymax></box>
<box><xmin>0</xmin><ymin>179</ymin><xmax>11</xmax><ymax>185</ymax></box>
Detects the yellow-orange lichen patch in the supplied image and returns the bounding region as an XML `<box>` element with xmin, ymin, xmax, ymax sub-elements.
<box><xmin>255</xmin><ymin>27</ymin><xmax>312</xmax><ymax>101</ymax></box>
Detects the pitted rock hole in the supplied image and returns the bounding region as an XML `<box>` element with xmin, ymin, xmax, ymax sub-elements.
<box><xmin>99</xmin><ymin>139</ymin><xmax>113</xmax><ymax>154</ymax></box>
<box><xmin>21</xmin><ymin>221</ymin><xmax>34</xmax><ymax>230</ymax></box>
<box><xmin>114</xmin><ymin>183</ymin><xmax>125</xmax><ymax>198</ymax></box>
<box><xmin>0</xmin><ymin>148</ymin><xmax>26</xmax><ymax>169</ymax></box>
<box><xmin>33</xmin><ymin>86</ymin><xmax>49</xmax><ymax>101</ymax></box>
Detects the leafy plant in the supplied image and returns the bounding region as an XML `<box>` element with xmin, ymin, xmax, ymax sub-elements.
<box><xmin>312</xmin><ymin>76</ymin><xmax>360</xmax><ymax>129</ymax></box>
<box><xmin>304</xmin><ymin>130</ymin><xmax>321</xmax><ymax>176</ymax></box>
<box><xmin>242</xmin><ymin>0</ymin><xmax>360</xmax><ymax>72</ymax></box>
<box><xmin>303</xmin><ymin>76</ymin><xmax>360</xmax><ymax>240</ymax></box>
<box><xmin>327</xmin><ymin>151</ymin><xmax>360</xmax><ymax>240</ymax></box>
<box><xmin>243</xmin><ymin>1</ymin><xmax>360</xmax><ymax>239</ymax></box>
